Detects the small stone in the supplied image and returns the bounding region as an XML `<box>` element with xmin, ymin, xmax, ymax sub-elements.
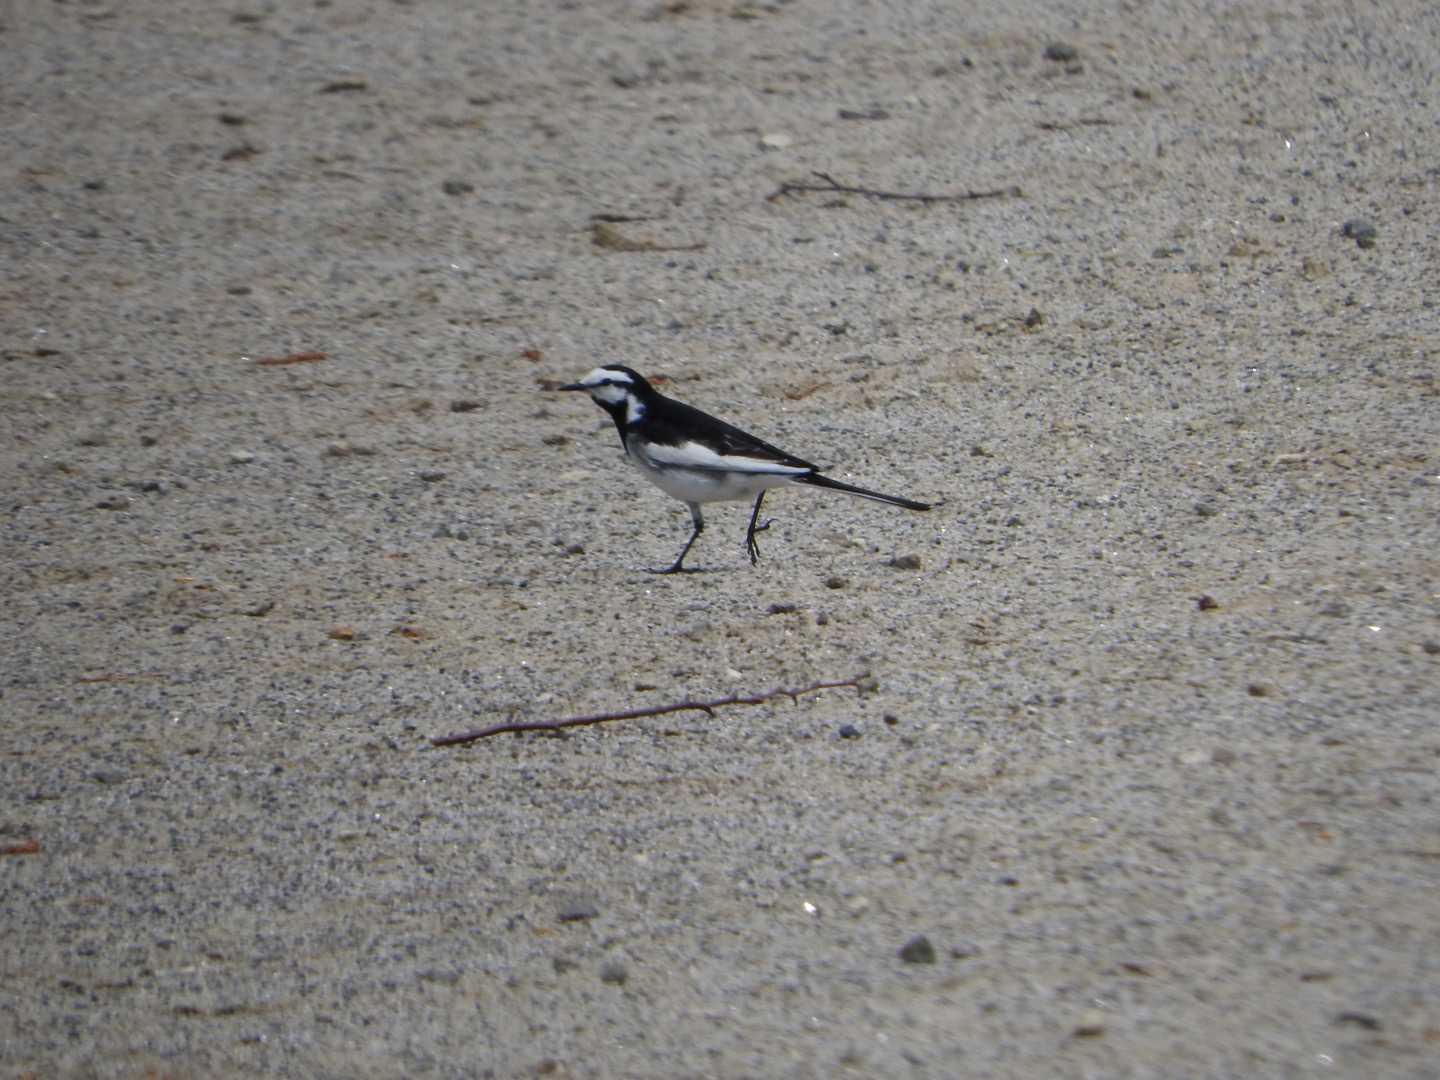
<box><xmin>1023</xmin><ymin>307</ymin><xmax>1045</xmax><ymax>329</ymax></box>
<box><xmin>1341</xmin><ymin>219</ymin><xmax>1377</xmax><ymax>249</ymax></box>
<box><xmin>824</xmin><ymin>575</ymin><xmax>848</xmax><ymax>590</ymax></box>
<box><xmin>837</xmin><ymin>724</ymin><xmax>861</xmax><ymax>739</ymax></box>
<box><xmin>1196</xmin><ymin>594</ymin><xmax>1219</xmax><ymax>611</ymax></box>
<box><xmin>767</xmin><ymin>602</ymin><xmax>799</xmax><ymax>615</ymax></box>
<box><xmin>556</xmin><ymin>901</ymin><xmax>600</xmax><ymax>923</ymax></box>
<box><xmin>598</xmin><ymin>960</ymin><xmax>628</xmax><ymax>985</ymax></box>
<box><xmin>1318</xmin><ymin>599</ymin><xmax>1350</xmax><ymax>617</ymax></box>
<box><xmin>94</xmin><ymin>494</ymin><xmax>131</xmax><ymax>511</ymax></box>
<box><xmin>759</xmin><ymin>132</ymin><xmax>793</xmax><ymax>150</ymax></box>
<box><xmin>1043</xmin><ymin>42</ymin><xmax>1079</xmax><ymax>62</ymax></box>
<box><xmin>442</xmin><ymin>178</ymin><xmax>475</xmax><ymax>196</ymax></box>
<box><xmin>898</xmin><ymin>935</ymin><xmax>936</xmax><ymax>964</ymax></box>
<box><xmin>1422</xmin><ymin>640</ymin><xmax>1440</xmax><ymax>656</ymax></box>
<box><xmin>888</xmin><ymin>553</ymin><xmax>922</xmax><ymax>570</ymax></box>
<box><xmin>228</xmin><ymin>450</ymin><xmax>255</xmax><ymax>465</ymax></box>
<box><xmin>417</xmin><ymin>470</ymin><xmax>446</xmax><ymax>482</ymax></box>
<box><xmin>1333</xmin><ymin>1011</ymin><xmax>1382</xmax><ymax>1031</ymax></box>
<box><xmin>450</xmin><ymin>399</ymin><xmax>481</xmax><ymax>413</ymax></box>
<box><xmin>564</xmin><ymin>543</ymin><xmax>585</xmax><ymax>556</ymax></box>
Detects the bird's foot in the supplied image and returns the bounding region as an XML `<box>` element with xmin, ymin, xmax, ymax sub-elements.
<box><xmin>745</xmin><ymin>518</ymin><xmax>775</xmax><ymax>566</ymax></box>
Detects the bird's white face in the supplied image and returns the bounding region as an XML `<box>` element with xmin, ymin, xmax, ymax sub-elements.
<box><xmin>574</xmin><ymin>366</ymin><xmax>634</xmax><ymax>407</ymax></box>
<box><xmin>570</xmin><ymin>366</ymin><xmax>647</xmax><ymax>423</ymax></box>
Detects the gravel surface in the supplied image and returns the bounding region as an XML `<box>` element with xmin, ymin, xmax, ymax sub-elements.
<box><xmin>3</xmin><ymin>1</ymin><xmax>1438</xmax><ymax>1076</ymax></box>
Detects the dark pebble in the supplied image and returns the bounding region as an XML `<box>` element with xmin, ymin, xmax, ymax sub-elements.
<box><xmin>442</xmin><ymin>179</ymin><xmax>475</xmax><ymax>196</ymax></box>
<box><xmin>888</xmin><ymin>553</ymin><xmax>922</xmax><ymax>570</ymax></box>
<box><xmin>1341</xmin><ymin>220</ymin><xmax>1377</xmax><ymax>248</ymax></box>
<box><xmin>1196</xmin><ymin>595</ymin><xmax>1219</xmax><ymax>611</ymax></box>
<box><xmin>837</xmin><ymin>724</ymin><xmax>861</xmax><ymax>739</ymax></box>
<box><xmin>598</xmin><ymin>960</ymin><xmax>628</xmax><ymax>985</ymax></box>
<box><xmin>824</xmin><ymin>576</ymin><xmax>847</xmax><ymax>590</ymax></box>
<box><xmin>450</xmin><ymin>399</ymin><xmax>481</xmax><ymax>413</ymax></box>
<box><xmin>1043</xmin><ymin>43</ymin><xmax>1079</xmax><ymax>62</ymax></box>
<box><xmin>418</xmin><ymin>470</ymin><xmax>447</xmax><ymax>483</ymax></box>
<box><xmin>556</xmin><ymin>901</ymin><xmax>599</xmax><ymax>923</ymax></box>
<box><xmin>1333</xmin><ymin>1011</ymin><xmax>1382</xmax><ymax>1031</ymax></box>
<box><xmin>898</xmin><ymin>935</ymin><xmax>937</xmax><ymax>964</ymax></box>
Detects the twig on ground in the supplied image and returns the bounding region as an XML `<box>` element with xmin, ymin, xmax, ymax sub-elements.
<box><xmin>254</xmin><ymin>351</ymin><xmax>327</xmax><ymax>366</ymax></box>
<box><xmin>432</xmin><ymin>673</ymin><xmax>874</xmax><ymax>746</ymax></box>
<box><xmin>767</xmin><ymin>171</ymin><xmax>1020</xmax><ymax>204</ymax></box>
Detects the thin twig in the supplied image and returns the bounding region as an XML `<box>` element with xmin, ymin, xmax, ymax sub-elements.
<box><xmin>254</xmin><ymin>351</ymin><xmax>327</xmax><ymax>366</ymax></box>
<box><xmin>767</xmin><ymin>171</ymin><xmax>1020</xmax><ymax>204</ymax></box>
<box><xmin>431</xmin><ymin>673</ymin><xmax>873</xmax><ymax>746</ymax></box>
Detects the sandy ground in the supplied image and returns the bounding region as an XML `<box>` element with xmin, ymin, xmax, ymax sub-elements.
<box><xmin>3</xmin><ymin>0</ymin><xmax>1438</xmax><ymax>1076</ymax></box>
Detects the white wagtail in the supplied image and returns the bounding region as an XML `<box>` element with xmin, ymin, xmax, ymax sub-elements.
<box><xmin>560</xmin><ymin>365</ymin><xmax>931</xmax><ymax>573</ymax></box>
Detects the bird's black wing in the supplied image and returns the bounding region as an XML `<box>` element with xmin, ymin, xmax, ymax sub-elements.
<box><xmin>646</xmin><ymin>398</ymin><xmax>820</xmax><ymax>472</ymax></box>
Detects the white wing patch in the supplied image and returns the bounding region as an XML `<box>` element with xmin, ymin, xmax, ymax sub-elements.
<box><xmin>643</xmin><ymin>440</ymin><xmax>810</xmax><ymax>476</ymax></box>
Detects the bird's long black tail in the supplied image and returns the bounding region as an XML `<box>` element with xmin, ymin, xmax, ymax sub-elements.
<box><xmin>798</xmin><ymin>473</ymin><xmax>931</xmax><ymax>511</ymax></box>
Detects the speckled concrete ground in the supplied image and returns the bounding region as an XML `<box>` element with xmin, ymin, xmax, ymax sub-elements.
<box><xmin>3</xmin><ymin>1</ymin><xmax>1438</xmax><ymax>1076</ymax></box>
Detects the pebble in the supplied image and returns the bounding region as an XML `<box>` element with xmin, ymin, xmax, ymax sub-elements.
<box><xmin>1043</xmin><ymin>42</ymin><xmax>1079</xmax><ymax>62</ymax></box>
<box><xmin>598</xmin><ymin>960</ymin><xmax>628</xmax><ymax>985</ymax></box>
<box><xmin>556</xmin><ymin>901</ymin><xmax>600</xmax><ymax>923</ymax></box>
<box><xmin>759</xmin><ymin>132</ymin><xmax>793</xmax><ymax>150</ymax></box>
<box><xmin>1341</xmin><ymin>219</ymin><xmax>1377</xmax><ymax>249</ymax></box>
<box><xmin>442</xmin><ymin>178</ymin><xmax>475</xmax><ymax>196</ymax></box>
<box><xmin>898</xmin><ymin>935</ymin><xmax>936</xmax><ymax>964</ymax></box>
<box><xmin>888</xmin><ymin>554</ymin><xmax>922</xmax><ymax>570</ymax></box>
<box><xmin>824</xmin><ymin>575</ymin><xmax>848</xmax><ymax>590</ymax></box>
<box><xmin>837</xmin><ymin>724</ymin><xmax>861</xmax><ymax>739</ymax></box>
<box><xmin>417</xmin><ymin>470</ymin><xmax>446</xmax><ymax>483</ymax></box>
<box><xmin>228</xmin><ymin>450</ymin><xmax>255</xmax><ymax>465</ymax></box>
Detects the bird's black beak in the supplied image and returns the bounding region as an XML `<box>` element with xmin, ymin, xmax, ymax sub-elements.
<box><xmin>558</xmin><ymin>382</ymin><xmax>587</xmax><ymax>392</ymax></box>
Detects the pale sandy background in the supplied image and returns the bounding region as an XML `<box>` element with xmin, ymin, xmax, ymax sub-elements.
<box><xmin>3</xmin><ymin>0</ymin><xmax>1438</xmax><ymax>1076</ymax></box>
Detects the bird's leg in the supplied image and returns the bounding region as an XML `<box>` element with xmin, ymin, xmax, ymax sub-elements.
<box><xmin>745</xmin><ymin>492</ymin><xmax>773</xmax><ymax>566</ymax></box>
<box><xmin>650</xmin><ymin>503</ymin><xmax>705</xmax><ymax>574</ymax></box>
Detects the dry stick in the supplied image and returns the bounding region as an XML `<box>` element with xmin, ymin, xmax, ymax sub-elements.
<box><xmin>767</xmin><ymin>171</ymin><xmax>1020</xmax><ymax>204</ymax></box>
<box><xmin>432</xmin><ymin>674</ymin><xmax>873</xmax><ymax>746</ymax></box>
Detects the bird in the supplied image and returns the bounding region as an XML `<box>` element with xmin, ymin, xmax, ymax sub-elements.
<box><xmin>559</xmin><ymin>364</ymin><xmax>931</xmax><ymax>573</ymax></box>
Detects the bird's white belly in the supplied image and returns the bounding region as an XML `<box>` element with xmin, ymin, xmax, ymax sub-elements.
<box><xmin>631</xmin><ymin>452</ymin><xmax>802</xmax><ymax>505</ymax></box>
